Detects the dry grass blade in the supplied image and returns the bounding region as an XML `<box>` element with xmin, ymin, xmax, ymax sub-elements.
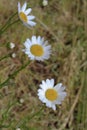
<box><xmin>59</xmin><ymin>84</ymin><xmax>83</xmax><ymax>130</ymax></box>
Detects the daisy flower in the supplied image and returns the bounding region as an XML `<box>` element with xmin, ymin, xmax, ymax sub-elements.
<box><xmin>23</xmin><ymin>36</ymin><xmax>51</xmax><ymax>61</ymax></box>
<box><xmin>37</xmin><ymin>79</ymin><xmax>67</xmax><ymax>110</ymax></box>
<box><xmin>18</xmin><ymin>2</ymin><xmax>36</xmax><ymax>27</ymax></box>
<box><xmin>42</xmin><ymin>0</ymin><xmax>48</xmax><ymax>6</ymax></box>
<box><xmin>11</xmin><ymin>53</ymin><xmax>16</xmax><ymax>58</ymax></box>
<box><xmin>10</xmin><ymin>42</ymin><xmax>15</xmax><ymax>49</ymax></box>
<box><xmin>16</xmin><ymin>128</ymin><xmax>21</xmax><ymax>130</ymax></box>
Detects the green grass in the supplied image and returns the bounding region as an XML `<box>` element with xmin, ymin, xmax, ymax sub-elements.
<box><xmin>0</xmin><ymin>0</ymin><xmax>87</xmax><ymax>130</ymax></box>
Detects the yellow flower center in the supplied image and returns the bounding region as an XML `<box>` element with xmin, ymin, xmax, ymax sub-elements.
<box><xmin>19</xmin><ymin>12</ymin><xmax>27</xmax><ymax>22</ymax></box>
<box><xmin>45</xmin><ymin>89</ymin><xmax>58</xmax><ymax>101</ymax></box>
<box><xmin>30</xmin><ymin>44</ymin><xmax>44</xmax><ymax>56</ymax></box>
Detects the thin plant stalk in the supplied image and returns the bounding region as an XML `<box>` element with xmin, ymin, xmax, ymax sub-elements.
<box><xmin>16</xmin><ymin>106</ymin><xmax>44</xmax><ymax>128</ymax></box>
<box><xmin>0</xmin><ymin>19</ymin><xmax>20</xmax><ymax>35</ymax></box>
<box><xmin>0</xmin><ymin>12</ymin><xmax>17</xmax><ymax>32</ymax></box>
<box><xmin>0</xmin><ymin>53</ymin><xmax>11</xmax><ymax>62</ymax></box>
<box><xmin>0</xmin><ymin>61</ymin><xmax>31</xmax><ymax>89</ymax></box>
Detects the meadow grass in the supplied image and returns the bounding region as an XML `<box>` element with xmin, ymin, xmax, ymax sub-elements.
<box><xmin>0</xmin><ymin>0</ymin><xmax>87</xmax><ymax>130</ymax></box>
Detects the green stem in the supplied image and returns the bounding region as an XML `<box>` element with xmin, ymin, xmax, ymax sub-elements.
<box><xmin>0</xmin><ymin>61</ymin><xmax>31</xmax><ymax>89</ymax></box>
<box><xmin>0</xmin><ymin>101</ymin><xmax>18</xmax><ymax>128</ymax></box>
<box><xmin>0</xmin><ymin>19</ymin><xmax>20</xmax><ymax>35</ymax></box>
<box><xmin>0</xmin><ymin>42</ymin><xmax>9</xmax><ymax>47</ymax></box>
<box><xmin>0</xmin><ymin>53</ymin><xmax>10</xmax><ymax>62</ymax></box>
<box><xmin>0</xmin><ymin>124</ymin><xmax>12</xmax><ymax>129</ymax></box>
<box><xmin>0</xmin><ymin>12</ymin><xmax>17</xmax><ymax>32</ymax></box>
<box><xmin>16</xmin><ymin>106</ymin><xmax>44</xmax><ymax>128</ymax></box>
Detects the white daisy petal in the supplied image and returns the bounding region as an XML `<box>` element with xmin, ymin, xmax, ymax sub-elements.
<box><xmin>46</xmin><ymin>79</ymin><xmax>53</xmax><ymax>88</ymax></box>
<box><xmin>21</xmin><ymin>2</ymin><xmax>27</xmax><ymax>12</ymax></box>
<box><xmin>26</xmin><ymin>38</ymin><xmax>32</xmax><ymax>45</ymax></box>
<box><xmin>45</xmin><ymin>45</ymin><xmax>51</xmax><ymax>50</ymax></box>
<box><xmin>23</xmin><ymin>22</ymin><xmax>32</xmax><ymax>29</ymax></box>
<box><xmin>25</xmin><ymin>8</ymin><xmax>32</xmax><ymax>15</ymax></box>
<box><xmin>46</xmin><ymin>102</ymin><xmax>52</xmax><ymax>108</ymax></box>
<box><xmin>52</xmin><ymin>105</ymin><xmax>56</xmax><ymax>111</ymax></box>
<box><xmin>50</xmin><ymin>79</ymin><xmax>54</xmax><ymax>87</ymax></box>
<box><xmin>55</xmin><ymin>83</ymin><xmax>62</xmax><ymax>90</ymax></box>
<box><xmin>41</xmin><ymin>37</ymin><xmax>45</xmax><ymax>44</ymax></box>
<box><xmin>28</xmin><ymin>15</ymin><xmax>35</xmax><ymax>20</ymax></box>
<box><xmin>37</xmin><ymin>79</ymin><xmax>67</xmax><ymax>110</ymax></box>
<box><xmin>54</xmin><ymin>100</ymin><xmax>61</xmax><ymax>105</ymax></box>
<box><xmin>28</xmin><ymin>21</ymin><xmax>36</xmax><ymax>26</ymax></box>
<box><xmin>37</xmin><ymin>36</ymin><xmax>41</xmax><ymax>44</ymax></box>
<box><xmin>24</xmin><ymin>41</ymin><xmax>30</xmax><ymax>48</ymax></box>
<box><xmin>18</xmin><ymin>2</ymin><xmax>21</xmax><ymax>12</ymax></box>
<box><xmin>59</xmin><ymin>92</ymin><xmax>67</xmax><ymax>99</ymax></box>
<box><xmin>39</xmin><ymin>84</ymin><xmax>47</xmax><ymax>91</ymax></box>
<box><xmin>31</xmin><ymin>36</ymin><xmax>37</xmax><ymax>43</ymax></box>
